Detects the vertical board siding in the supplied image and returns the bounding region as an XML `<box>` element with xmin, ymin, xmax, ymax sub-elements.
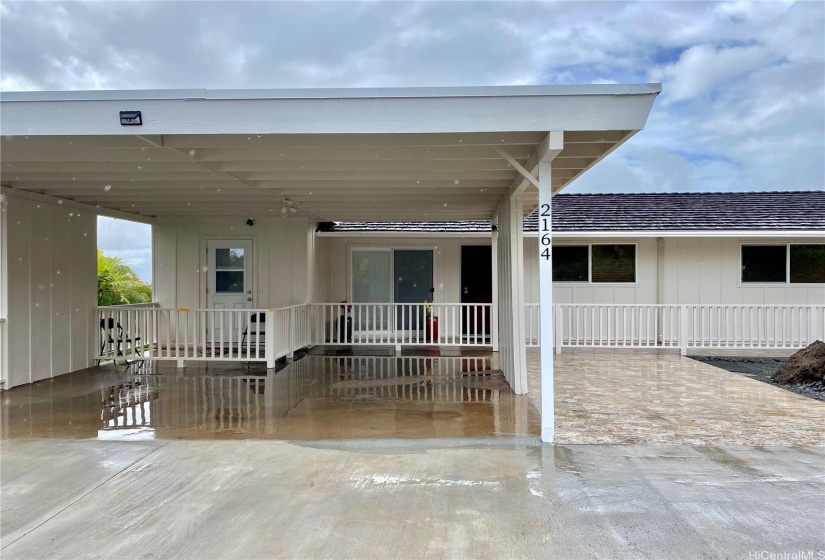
<box><xmin>4</xmin><ymin>195</ymin><xmax>97</xmax><ymax>388</ymax></box>
<box><xmin>152</xmin><ymin>218</ymin><xmax>314</xmax><ymax>310</ymax></box>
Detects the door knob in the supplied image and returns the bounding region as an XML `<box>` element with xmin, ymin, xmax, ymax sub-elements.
<box><xmin>246</xmin><ymin>297</ymin><xmax>252</xmax><ymax>301</ymax></box>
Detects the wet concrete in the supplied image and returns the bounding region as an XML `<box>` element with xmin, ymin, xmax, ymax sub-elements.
<box><xmin>2</xmin><ymin>351</ymin><xmax>823</xmax><ymax>558</ymax></box>
<box><xmin>1</xmin><ymin>438</ymin><xmax>822</xmax><ymax>559</ymax></box>
<box><xmin>526</xmin><ymin>348</ymin><xmax>825</xmax><ymax>446</ymax></box>
<box><xmin>1</xmin><ymin>355</ymin><xmax>538</xmax><ymax>441</ymax></box>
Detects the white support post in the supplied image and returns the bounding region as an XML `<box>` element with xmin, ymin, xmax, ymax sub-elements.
<box><xmin>509</xmin><ymin>193</ymin><xmax>527</xmax><ymax>394</ymax></box>
<box><xmin>266</xmin><ymin>309</ymin><xmax>276</xmax><ymax>369</ymax></box>
<box><xmin>538</xmin><ymin>159</ymin><xmax>554</xmax><ymax>443</ymax></box>
<box><xmin>491</xmin><ymin>228</ymin><xmax>499</xmax><ymax>352</ymax></box>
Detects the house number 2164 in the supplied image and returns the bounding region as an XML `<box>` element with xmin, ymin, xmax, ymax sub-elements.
<box><xmin>540</xmin><ymin>203</ymin><xmax>551</xmax><ymax>260</ymax></box>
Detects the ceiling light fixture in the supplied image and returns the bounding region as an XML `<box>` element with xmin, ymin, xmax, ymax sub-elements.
<box><xmin>281</xmin><ymin>199</ymin><xmax>297</xmax><ymax>215</ymax></box>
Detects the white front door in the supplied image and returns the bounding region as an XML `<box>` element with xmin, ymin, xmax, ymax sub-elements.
<box><xmin>207</xmin><ymin>240</ymin><xmax>253</xmax><ymax>309</ymax></box>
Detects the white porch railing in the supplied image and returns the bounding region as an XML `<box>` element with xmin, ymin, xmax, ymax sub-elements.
<box><xmin>96</xmin><ymin>306</ymin><xmax>278</xmax><ymax>366</ymax></box>
<box><xmin>96</xmin><ymin>302</ymin><xmax>493</xmax><ymax>367</ymax></box>
<box><xmin>307</xmin><ymin>303</ymin><xmax>492</xmax><ymax>346</ymax></box>
<box><xmin>526</xmin><ymin>304</ymin><xmax>825</xmax><ymax>353</ymax></box>
<box><xmin>97</xmin><ymin>302</ymin><xmax>820</xmax><ymax>367</ymax></box>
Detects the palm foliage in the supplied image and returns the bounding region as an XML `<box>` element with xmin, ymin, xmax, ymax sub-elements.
<box><xmin>97</xmin><ymin>249</ymin><xmax>152</xmax><ymax>306</ymax></box>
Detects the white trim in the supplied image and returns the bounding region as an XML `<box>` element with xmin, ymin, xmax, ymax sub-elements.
<box><xmin>1</xmin><ymin>84</ymin><xmax>663</xmax><ymax>103</ymax></box>
<box><xmin>318</xmin><ymin>231</ymin><xmax>492</xmax><ymax>238</ymax></box>
<box><xmin>523</xmin><ymin>230</ymin><xmax>825</xmax><ymax>238</ymax></box>
<box><xmin>0</xmin><ymin>187</ymin><xmax>155</xmax><ymax>225</ymax></box>
<box><xmin>1</xmin><ymin>85</ymin><xmax>660</xmax><ymax>136</ymax></box>
<box><xmin>320</xmin><ymin>229</ymin><xmax>824</xmax><ymax>239</ymax></box>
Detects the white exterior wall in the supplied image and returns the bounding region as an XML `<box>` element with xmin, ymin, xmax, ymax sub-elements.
<box><xmin>524</xmin><ymin>236</ymin><xmax>659</xmax><ymax>304</ymax></box>
<box><xmin>662</xmin><ymin>237</ymin><xmax>825</xmax><ymax>305</ymax></box>
<box><xmin>313</xmin><ymin>236</ymin><xmax>331</xmax><ymax>302</ymax></box>
<box><xmin>153</xmin><ymin>217</ymin><xmax>313</xmax><ymax>309</ymax></box>
<box><xmin>522</xmin><ymin>236</ymin><xmax>824</xmax><ymax>305</ymax></box>
<box><xmin>1</xmin><ymin>193</ymin><xmax>97</xmax><ymax>388</ymax></box>
<box><xmin>323</xmin><ymin>236</ymin><xmax>491</xmax><ymax>304</ymax></box>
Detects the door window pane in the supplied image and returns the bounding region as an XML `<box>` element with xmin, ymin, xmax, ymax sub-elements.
<box><xmin>742</xmin><ymin>246</ymin><xmax>786</xmax><ymax>283</ymax></box>
<box><xmin>553</xmin><ymin>246</ymin><xmax>588</xmax><ymax>282</ymax></box>
<box><xmin>216</xmin><ymin>248</ymin><xmax>245</xmax><ymax>270</ymax></box>
<box><xmin>216</xmin><ymin>271</ymin><xmax>244</xmax><ymax>293</ymax></box>
<box><xmin>790</xmin><ymin>245</ymin><xmax>825</xmax><ymax>283</ymax></box>
<box><xmin>592</xmin><ymin>245</ymin><xmax>636</xmax><ymax>283</ymax></box>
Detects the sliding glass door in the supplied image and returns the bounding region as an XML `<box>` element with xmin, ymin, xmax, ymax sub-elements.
<box><xmin>351</xmin><ymin>250</ymin><xmax>392</xmax><ymax>331</ymax></box>
<box><xmin>394</xmin><ymin>250</ymin><xmax>433</xmax><ymax>331</ymax></box>
<box><xmin>350</xmin><ymin>248</ymin><xmax>434</xmax><ymax>333</ymax></box>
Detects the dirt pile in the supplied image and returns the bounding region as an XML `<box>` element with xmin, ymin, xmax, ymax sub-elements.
<box><xmin>772</xmin><ymin>340</ymin><xmax>825</xmax><ymax>385</ymax></box>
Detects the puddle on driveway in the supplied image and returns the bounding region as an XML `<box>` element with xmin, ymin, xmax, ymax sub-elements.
<box><xmin>1</xmin><ymin>356</ymin><xmax>539</xmax><ymax>441</ymax></box>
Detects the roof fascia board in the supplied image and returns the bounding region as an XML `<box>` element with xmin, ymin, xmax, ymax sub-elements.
<box><xmin>1</xmin><ymin>186</ymin><xmax>156</xmax><ymax>225</ymax></box>
<box><xmin>524</xmin><ymin>230</ymin><xmax>825</xmax><ymax>238</ymax></box>
<box><xmin>1</xmin><ymin>84</ymin><xmax>662</xmax><ymax>102</ymax></box>
<box><xmin>319</xmin><ymin>229</ymin><xmax>823</xmax><ymax>239</ymax></box>
<box><xmin>317</xmin><ymin>231</ymin><xmax>492</xmax><ymax>238</ymax></box>
<box><xmin>1</xmin><ymin>88</ymin><xmax>660</xmax><ymax>137</ymax></box>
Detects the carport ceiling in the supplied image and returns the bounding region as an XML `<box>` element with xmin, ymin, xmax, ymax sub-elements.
<box><xmin>0</xmin><ymin>86</ymin><xmax>659</xmax><ymax>221</ymax></box>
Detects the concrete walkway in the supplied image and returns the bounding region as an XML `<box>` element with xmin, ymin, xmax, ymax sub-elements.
<box><xmin>527</xmin><ymin>348</ymin><xmax>825</xmax><ymax>446</ymax></box>
<box><xmin>2</xmin><ymin>438</ymin><xmax>823</xmax><ymax>559</ymax></box>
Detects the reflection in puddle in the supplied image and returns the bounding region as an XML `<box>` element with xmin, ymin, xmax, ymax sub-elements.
<box><xmin>1</xmin><ymin>356</ymin><xmax>539</xmax><ymax>441</ymax></box>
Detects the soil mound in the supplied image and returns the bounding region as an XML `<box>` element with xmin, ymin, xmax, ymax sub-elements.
<box><xmin>772</xmin><ymin>340</ymin><xmax>825</xmax><ymax>385</ymax></box>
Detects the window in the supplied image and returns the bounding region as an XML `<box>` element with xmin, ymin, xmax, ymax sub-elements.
<box><xmin>552</xmin><ymin>244</ymin><xmax>636</xmax><ymax>283</ymax></box>
<box><xmin>741</xmin><ymin>244</ymin><xmax>825</xmax><ymax>283</ymax></box>
<box><xmin>552</xmin><ymin>246</ymin><xmax>588</xmax><ymax>282</ymax></box>
<box><xmin>592</xmin><ymin>245</ymin><xmax>636</xmax><ymax>283</ymax></box>
<box><xmin>214</xmin><ymin>247</ymin><xmax>245</xmax><ymax>293</ymax></box>
<box><xmin>790</xmin><ymin>245</ymin><xmax>825</xmax><ymax>283</ymax></box>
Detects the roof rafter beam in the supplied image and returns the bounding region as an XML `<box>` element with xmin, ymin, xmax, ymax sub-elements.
<box><xmin>493</xmin><ymin>146</ymin><xmax>538</xmax><ymax>189</ymax></box>
<box><xmin>504</xmin><ymin>131</ymin><xmax>564</xmax><ymax>199</ymax></box>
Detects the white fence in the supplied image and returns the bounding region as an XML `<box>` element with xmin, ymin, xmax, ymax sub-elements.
<box><xmin>96</xmin><ymin>305</ymin><xmax>278</xmax><ymax>366</ymax></box>
<box><xmin>96</xmin><ymin>302</ymin><xmax>823</xmax><ymax>366</ymax></box>
<box><xmin>96</xmin><ymin>302</ymin><xmax>493</xmax><ymax>367</ymax></box>
<box><xmin>526</xmin><ymin>304</ymin><xmax>825</xmax><ymax>353</ymax></box>
<box><xmin>307</xmin><ymin>303</ymin><xmax>491</xmax><ymax>346</ymax></box>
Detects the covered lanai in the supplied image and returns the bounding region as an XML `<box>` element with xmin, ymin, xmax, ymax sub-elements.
<box><xmin>0</xmin><ymin>84</ymin><xmax>661</xmax><ymax>442</ymax></box>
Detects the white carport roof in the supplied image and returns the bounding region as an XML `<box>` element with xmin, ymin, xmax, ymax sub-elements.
<box><xmin>0</xmin><ymin>85</ymin><xmax>660</xmax><ymax>222</ymax></box>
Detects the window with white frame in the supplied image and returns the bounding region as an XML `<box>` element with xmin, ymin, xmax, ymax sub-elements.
<box><xmin>741</xmin><ymin>244</ymin><xmax>825</xmax><ymax>283</ymax></box>
<box><xmin>552</xmin><ymin>244</ymin><xmax>636</xmax><ymax>283</ymax></box>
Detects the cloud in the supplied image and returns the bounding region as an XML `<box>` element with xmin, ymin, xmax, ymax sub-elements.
<box><xmin>0</xmin><ymin>0</ymin><xmax>822</xmax><ymax>195</ymax></box>
<box><xmin>98</xmin><ymin>216</ymin><xmax>152</xmax><ymax>283</ymax></box>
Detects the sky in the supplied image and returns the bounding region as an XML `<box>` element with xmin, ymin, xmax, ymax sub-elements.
<box><xmin>2</xmin><ymin>0</ymin><xmax>824</xmax><ymax>281</ymax></box>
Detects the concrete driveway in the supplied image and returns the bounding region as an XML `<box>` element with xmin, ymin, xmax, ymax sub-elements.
<box><xmin>1</xmin><ymin>351</ymin><xmax>823</xmax><ymax>558</ymax></box>
<box><xmin>2</xmin><ymin>438</ymin><xmax>823</xmax><ymax>559</ymax></box>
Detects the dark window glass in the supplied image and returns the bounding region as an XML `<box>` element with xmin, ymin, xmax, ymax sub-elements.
<box><xmin>553</xmin><ymin>246</ymin><xmax>588</xmax><ymax>282</ymax></box>
<box><xmin>592</xmin><ymin>245</ymin><xmax>636</xmax><ymax>283</ymax></box>
<box><xmin>216</xmin><ymin>248</ymin><xmax>245</xmax><ymax>270</ymax></box>
<box><xmin>216</xmin><ymin>271</ymin><xmax>244</xmax><ymax>293</ymax></box>
<box><xmin>790</xmin><ymin>245</ymin><xmax>825</xmax><ymax>283</ymax></box>
<box><xmin>742</xmin><ymin>246</ymin><xmax>786</xmax><ymax>283</ymax></box>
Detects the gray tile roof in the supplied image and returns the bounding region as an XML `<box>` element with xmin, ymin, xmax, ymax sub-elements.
<box><xmin>318</xmin><ymin>191</ymin><xmax>825</xmax><ymax>233</ymax></box>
